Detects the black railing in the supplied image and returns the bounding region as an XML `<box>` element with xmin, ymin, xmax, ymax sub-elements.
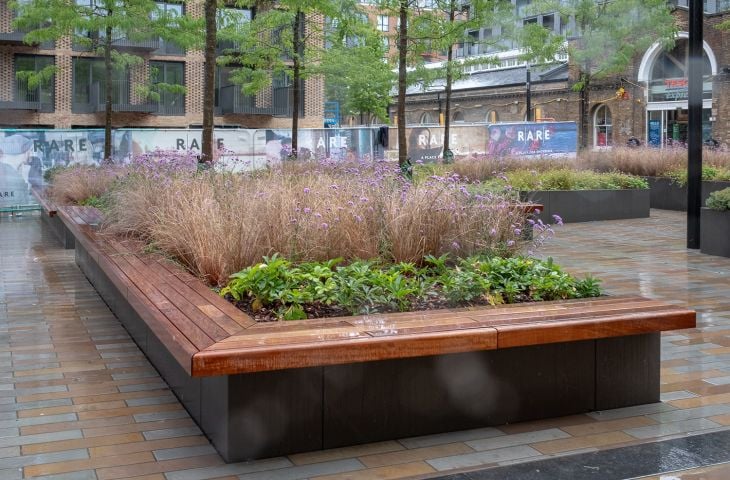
<box><xmin>218</xmin><ymin>84</ymin><xmax>292</xmax><ymax>116</ymax></box>
<box><xmin>73</xmin><ymin>32</ymin><xmax>159</xmax><ymax>51</ymax></box>
<box><xmin>0</xmin><ymin>77</ymin><xmax>53</xmax><ymax>112</ymax></box>
<box><xmin>72</xmin><ymin>80</ymin><xmax>154</xmax><ymax>114</ymax></box>
<box><xmin>153</xmin><ymin>90</ymin><xmax>185</xmax><ymax>116</ymax></box>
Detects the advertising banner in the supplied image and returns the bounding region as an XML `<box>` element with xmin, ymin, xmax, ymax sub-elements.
<box><xmin>391</xmin><ymin>122</ymin><xmax>577</xmax><ymax>162</ymax></box>
<box><xmin>485</xmin><ymin>122</ymin><xmax>577</xmax><ymax>158</ymax></box>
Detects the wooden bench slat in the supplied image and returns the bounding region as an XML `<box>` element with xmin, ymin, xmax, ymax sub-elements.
<box><xmin>192</xmin><ymin>327</ymin><xmax>499</xmax><ymax>376</ymax></box>
<box><xmin>101</xmin><ymin>241</ymin><xmax>218</xmax><ymax>351</ymax></box>
<box><xmin>31</xmin><ymin>187</ymin><xmax>57</xmax><ymax>216</ymax></box>
<box><xmin>208</xmin><ymin>326</ymin><xmax>372</xmax><ymax>349</ymax></box>
<box><xmin>495</xmin><ymin>309</ymin><xmax>697</xmax><ymax>348</ymax></box>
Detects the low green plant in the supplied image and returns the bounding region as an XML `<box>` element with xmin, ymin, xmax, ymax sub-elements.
<box><xmin>79</xmin><ymin>195</ymin><xmax>109</xmax><ymax>210</ymax></box>
<box><xmin>43</xmin><ymin>165</ymin><xmax>67</xmax><ymax>183</ymax></box>
<box><xmin>706</xmin><ymin>187</ymin><xmax>730</xmax><ymax>211</ymax></box>
<box><xmin>220</xmin><ymin>254</ymin><xmax>602</xmax><ymax>320</ymax></box>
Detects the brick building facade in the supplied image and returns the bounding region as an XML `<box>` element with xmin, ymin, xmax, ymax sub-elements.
<box><xmin>0</xmin><ymin>0</ymin><xmax>325</xmax><ymax>129</ymax></box>
<box><xmin>395</xmin><ymin>6</ymin><xmax>730</xmax><ymax>150</ymax></box>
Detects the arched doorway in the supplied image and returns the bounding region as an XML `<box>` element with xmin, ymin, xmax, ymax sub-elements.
<box><xmin>638</xmin><ymin>34</ymin><xmax>717</xmax><ymax>147</ymax></box>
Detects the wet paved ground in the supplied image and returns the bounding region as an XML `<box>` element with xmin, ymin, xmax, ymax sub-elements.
<box><xmin>1</xmin><ymin>210</ymin><xmax>729</xmax><ymax>480</ymax></box>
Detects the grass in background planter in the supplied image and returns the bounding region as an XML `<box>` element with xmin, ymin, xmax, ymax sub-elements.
<box><xmin>504</xmin><ymin>169</ymin><xmax>648</xmax><ymax>191</ymax></box>
<box><xmin>665</xmin><ymin>166</ymin><xmax>730</xmax><ymax>186</ymax></box>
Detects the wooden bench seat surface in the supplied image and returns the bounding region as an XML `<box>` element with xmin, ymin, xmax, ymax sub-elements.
<box><xmin>31</xmin><ymin>187</ymin><xmax>57</xmax><ymax>216</ymax></box>
<box><xmin>57</xmin><ymin>206</ymin><xmax>696</xmax><ymax>377</ymax></box>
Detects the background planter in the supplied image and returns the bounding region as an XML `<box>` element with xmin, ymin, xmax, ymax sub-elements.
<box><xmin>700</xmin><ymin>208</ymin><xmax>730</xmax><ymax>258</ymax></box>
<box><xmin>521</xmin><ymin>189</ymin><xmax>650</xmax><ymax>223</ymax></box>
<box><xmin>646</xmin><ymin>177</ymin><xmax>730</xmax><ymax>211</ymax></box>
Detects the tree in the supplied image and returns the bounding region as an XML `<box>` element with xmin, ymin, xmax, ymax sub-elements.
<box><xmin>222</xmin><ymin>0</ymin><xmax>343</xmax><ymax>157</ymax></box>
<box><xmin>319</xmin><ymin>9</ymin><xmax>395</xmax><ymax>125</ymax></box>
<box><xmin>201</xmin><ymin>0</ymin><xmax>217</xmax><ymax>164</ymax></box>
<box><xmin>411</xmin><ymin>0</ymin><xmax>512</xmax><ymax>160</ymax></box>
<box><xmin>12</xmin><ymin>0</ymin><xmax>197</xmax><ymax>161</ymax></box>
<box><xmin>518</xmin><ymin>0</ymin><xmax>676</xmax><ymax>148</ymax></box>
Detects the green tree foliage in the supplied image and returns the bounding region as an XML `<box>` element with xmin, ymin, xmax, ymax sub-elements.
<box><xmin>518</xmin><ymin>0</ymin><xmax>676</xmax><ymax>148</ymax></box>
<box><xmin>11</xmin><ymin>0</ymin><xmax>200</xmax><ymax>161</ymax></box>
<box><xmin>221</xmin><ymin>0</ymin><xmax>347</xmax><ymax>156</ymax></box>
<box><xmin>410</xmin><ymin>0</ymin><xmax>513</xmax><ymax>160</ymax></box>
<box><xmin>319</xmin><ymin>10</ymin><xmax>395</xmax><ymax>124</ymax></box>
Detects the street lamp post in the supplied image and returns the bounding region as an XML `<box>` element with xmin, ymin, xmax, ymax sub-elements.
<box><xmin>687</xmin><ymin>0</ymin><xmax>703</xmax><ymax>248</ymax></box>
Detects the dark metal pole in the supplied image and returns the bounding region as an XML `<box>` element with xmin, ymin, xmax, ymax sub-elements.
<box><xmin>687</xmin><ymin>0</ymin><xmax>703</xmax><ymax>249</ymax></box>
<box><xmin>526</xmin><ymin>65</ymin><xmax>532</xmax><ymax>122</ymax></box>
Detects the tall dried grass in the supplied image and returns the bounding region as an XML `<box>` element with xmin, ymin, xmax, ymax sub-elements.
<box><xmin>577</xmin><ymin>147</ymin><xmax>730</xmax><ymax>176</ymax></box>
<box><xmin>104</xmin><ymin>164</ymin><xmax>529</xmax><ymax>286</ymax></box>
<box><xmin>48</xmin><ymin>165</ymin><xmax>121</xmax><ymax>205</ymax></box>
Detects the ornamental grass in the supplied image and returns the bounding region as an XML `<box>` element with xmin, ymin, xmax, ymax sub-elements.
<box><xmin>102</xmin><ymin>161</ymin><xmax>536</xmax><ymax>286</ymax></box>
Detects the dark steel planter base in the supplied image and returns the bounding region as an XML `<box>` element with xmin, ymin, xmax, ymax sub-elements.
<box><xmin>700</xmin><ymin>208</ymin><xmax>730</xmax><ymax>258</ymax></box>
<box><xmin>73</xmin><ymin>241</ymin><xmax>660</xmax><ymax>463</ymax></box>
<box><xmin>646</xmin><ymin>177</ymin><xmax>730</xmax><ymax>211</ymax></box>
<box><xmin>41</xmin><ymin>211</ymin><xmax>75</xmax><ymax>249</ymax></box>
<box><xmin>521</xmin><ymin>189</ymin><xmax>650</xmax><ymax>223</ymax></box>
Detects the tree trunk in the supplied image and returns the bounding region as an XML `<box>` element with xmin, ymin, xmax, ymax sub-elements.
<box><xmin>291</xmin><ymin>9</ymin><xmax>304</xmax><ymax>158</ymax></box>
<box><xmin>397</xmin><ymin>0</ymin><xmax>408</xmax><ymax>167</ymax></box>
<box><xmin>443</xmin><ymin>1</ymin><xmax>455</xmax><ymax>162</ymax></box>
<box><xmin>201</xmin><ymin>0</ymin><xmax>217</xmax><ymax>164</ymax></box>
<box><xmin>103</xmin><ymin>24</ymin><xmax>113</xmax><ymax>163</ymax></box>
<box><xmin>579</xmin><ymin>74</ymin><xmax>590</xmax><ymax>149</ymax></box>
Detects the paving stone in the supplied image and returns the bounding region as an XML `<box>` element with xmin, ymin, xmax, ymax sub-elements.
<box><xmin>466</xmin><ymin>429</ymin><xmax>571</xmax><ymax>452</ymax></box>
<box><xmin>426</xmin><ymin>445</ymin><xmax>542</xmax><ymax>471</ymax></box>
<box><xmin>164</xmin><ymin>457</ymin><xmax>293</xmax><ymax>480</ymax></box>
<box><xmin>153</xmin><ymin>445</ymin><xmax>218</xmax><ymax>461</ymax></box>
<box><xmin>399</xmin><ymin>428</ymin><xmax>504</xmax><ymax>449</ymax></box>
<box><xmin>624</xmin><ymin>418</ymin><xmax>723</xmax><ymax>440</ymax></box>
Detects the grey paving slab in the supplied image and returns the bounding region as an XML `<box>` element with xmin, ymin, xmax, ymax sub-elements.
<box><xmin>28</xmin><ymin>471</ymin><xmax>98</xmax><ymax>480</ymax></box>
<box><xmin>153</xmin><ymin>444</ymin><xmax>218</xmax><ymax>461</ymax></box>
<box><xmin>466</xmin><ymin>429</ymin><xmax>571</xmax><ymax>452</ymax></box>
<box><xmin>660</xmin><ymin>391</ymin><xmax>700</xmax><ymax>402</ymax></box>
<box><xmin>648</xmin><ymin>404</ymin><xmax>730</xmax><ymax>423</ymax></box>
<box><xmin>133</xmin><ymin>410</ymin><xmax>189</xmax><ymax>423</ymax></box>
<box><xmin>0</xmin><ymin>448</ymin><xmax>89</xmax><ymax>469</ymax></box>
<box><xmin>399</xmin><ymin>427</ymin><xmax>505</xmax><ymax>449</ymax></box>
<box><xmin>143</xmin><ymin>426</ymin><xmax>203</xmax><ymax>441</ymax></box>
<box><xmin>0</xmin><ymin>429</ymin><xmax>83</xmax><ymax>448</ymax></box>
<box><xmin>624</xmin><ymin>418</ymin><xmax>723</xmax><ymax>440</ymax></box>
<box><xmin>164</xmin><ymin>457</ymin><xmax>293</xmax><ymax>480</ymax></box>
<box><xmin>427</xmin><ymin>445</ymin><xmax>543</xmax><ymax>471</ymax></box>
<box><xmin>236</xmin><ymin>458</ymin><xmax>365</xmax><ymax>480</ymax></box>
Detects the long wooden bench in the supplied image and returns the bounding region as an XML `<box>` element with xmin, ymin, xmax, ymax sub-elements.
<box><xmin>32</xmin><ymin>187</ymin><xmax>77</xmax><ymax>249</ymax></box>
<box><xmin>56</xmin><ymin>205</ymin><xmax>696</xmax><ymax>462</ymax></box>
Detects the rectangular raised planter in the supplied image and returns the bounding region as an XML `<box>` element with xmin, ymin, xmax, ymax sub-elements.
<box><xmin>521</xmin><ymin>189</ymin><xmax>650</xmax><ymax>223</ymax></box>
<box><xmin>58</xmin><ymin>206</ymin><xmax>695</xmax><ymax>462</ymax></box>
<box><xmin>646</xmin><ymin>177</ymin><xmax>730</xmax><ymax>211</ymax></box>
<box><xmin>700</xmin><ymin>208</ymin><xmax>730</xmax><ymax>258</ymax></box>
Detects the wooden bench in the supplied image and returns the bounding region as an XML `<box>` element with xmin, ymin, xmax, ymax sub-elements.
<box><xmin>32</xmin><ymin>187</ymin><xmax>77</xmax><ymax>249</ymax></box>
<box><xmin>56</xmin><ymin>205</ymin><xmax>696</xmax><ymax>462</ymax></box>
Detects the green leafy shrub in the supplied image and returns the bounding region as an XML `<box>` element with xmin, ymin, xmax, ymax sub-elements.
<box><xmin>220</xmin><ymin>254</ymin><xmax>602</xmax><ymax>320</ymax></box>
<box><xmin>505</xmin><ymin>169</ymin><xmax>648</xmax><ymax>191</ymax></box>
<box><xmin>706</xmin><ymin>187</ymin><xmax>730</xmax><ymax>211</ymax></box>
<box><xmin>667</xmin><ymin>166</ymin><xmax>730</xmax><ymax>186</ymax></box>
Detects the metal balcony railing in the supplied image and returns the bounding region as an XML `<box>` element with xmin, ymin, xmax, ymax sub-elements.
<box><xmin>73</xmin><ymin>32</ymin><xmax>159</xmax><ymax>51</ymax></box>
<box><xmin>0</xmin><ymin>77</ymin><xmax>53</xmax><ymax>112</ymax></box>
<box><xmin>72</xmin><ymin>80</ymin><xmax>155</xmax><ymax>114</ymax></box>
<box><xmin>217</xmin><ymin>84</ymin><xmax>292</xmax><ymax>116</ymax></box>
<box><xmin>153</xmin><ymin>90</ymin><xmax>185</xmax><ymax>116</ymax></box>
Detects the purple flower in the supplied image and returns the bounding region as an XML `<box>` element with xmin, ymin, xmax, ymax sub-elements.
<box><xmin>321</xmin><ymin>222</ymin><xmax>329</xmax><ymax>229</ymax></box>
<box><xmin>303</xmin><ymin>187</ymin><xmax>311</xmax><ymax>194</ymax></box>
<box><xmin>514</xmin><ymin>228</ymin><xmax>522</xmax><ymax>236</ymax></box>
<box><xmin>303</xmin><ymin>207</ymin><xmax>312</xmax><ymax>214</ymax></box>
<box><xmin>507</xmin><ymin>240</ymin><xmax>515</xmax><ymax>247</ymax></box>
<box><xmin>552</xmin><ymin>214</ymin><xmax>563</xmax><ymax>226</ymax></box>
<box><xmin>489</xmin><ymin>228</ymin><xmax>497</xmax><ymax>236</ymax></box>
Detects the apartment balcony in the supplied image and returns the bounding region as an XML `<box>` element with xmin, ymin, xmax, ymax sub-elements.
<box><xmin>217</xmin><ymin>84</ymin><xmax>292</xmax><ymax>117</ymax></box>
<box><xmin>73</xmin><ymin>33</ymin><xmax>159</xmax><ymax>52</ymax></box>
<box><xmin>0</xmin><ymin>30</ymin><xmax>27</xmax><ymax>45</ymax></box>
<box><xmin>0</xmin><ymin>79</ymin><xmax>53</xmax><ymax>112</ymax></box>
<box><xmin>111</xmin><ymin>36</ymin><xmax>160</xmax><ymax>51</ymax></box>
<box><xmin>152</xmin><ymin>91</ymin><xmax>185</xmax><ymax>116</ymax></box>
<box><xmin>72</xmin><ymin>81</ymin><xmax>155</xmax><ymax>114</ymax></box>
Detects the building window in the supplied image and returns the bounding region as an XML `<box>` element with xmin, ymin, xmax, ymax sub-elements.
<box><xmin>377</xmin><ymin>15</ymin><xmax>388</xmax><ymax>32</ymax></box>
<box><xmin>382</xmin><ymin>36</ymin><xmax>389</xmax><ymax>50</ymax></box>
<box><xmin>155</xmin><ymin>2</ymin><xmax>185</xmax><ymax>55</ymax></box>
<box><xmin>593</xmin><ymin>104</ymin><xmax>612</xmax><ymax>147</ymax></box>
<box><xmin>72</xmin><ymin>57</ymin><xmax>128</xmax><ymax>113</ymax></box>
<box><xmin>534</xmin><ymin>106</ymin><xmax>543</xmax><ymax>121</ymax></box>
<box><xmin>150</xmin><ymin>61</ymin><xmax>184</xmax><ymax>115</ymax></box>
<box><xmin>486</xmin><ymin>110</ymin><xmax>498</xmax><ymax>123</ymax></box>
<box><xmin>452</xmin><ymin>111</ymin><xmax>465</xmax><ymax>123</ymax></box>
<box><xmin>14</xmin><ymin>55</ymin><xmax>54</xmax><ymax>111</ymax></box>
<box><xmin>420</xmin><ymin>112</ymin><xmax>435</xmax><ymax>125</ymax></box>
